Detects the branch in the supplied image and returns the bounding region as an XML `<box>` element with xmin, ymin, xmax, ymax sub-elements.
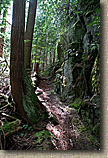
<box><xmin>5</xmin><ymin>20</ymin><xmax>12</xmax><ymax>26</ymax></box>
<box><xmin>1</xmin><ymin>113</ymin><xmax>21</xmax><ymax>121</ymax></box>
<box><xmin>90</xmin><ymin>93</ymin><xmax>97</xmax><ymax>102</ymax></box>
<box><xmin>0</xmin><ymin>58</ymin><xmax>9</xmax><ymax>75</ymax></box>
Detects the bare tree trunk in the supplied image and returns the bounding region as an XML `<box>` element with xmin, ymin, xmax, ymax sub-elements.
<box><xmin>50</xmin><ymin>49</ymin><xmax>52</xmax><ymax>66</ymax></box>
<box><xmin>24</xmin><ymin>0</ymin><xmax>37</xmax><ymax>70</ymax></box>
<box><xmin>53</xmin><ymin>49</ymin><xmax>55</xmax><ymax>65</ymax></box>
<box><xmin>45</xmin><ymin>50</ymin><xmax>48</xmax><ymax>69</ymax></box>
<box><xmin>42</xmin><ymin>50</ymin><xmax>45</xmax><ymax>72</ymax></box>
<box><xmin>10</xmin><ymin>0</ymin><xmax>47</xmax><ymax>124</ymax></box>
<box><xmin>10</xmin><ymin>0</ymin><xmax>28</xmax><ymax>120</ymax></box>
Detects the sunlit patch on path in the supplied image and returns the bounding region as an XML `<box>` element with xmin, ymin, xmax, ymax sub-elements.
<box><xmin>35</xmin><ymin>79</ymin><xmax>99</xmax><ymax>150</ymax></box>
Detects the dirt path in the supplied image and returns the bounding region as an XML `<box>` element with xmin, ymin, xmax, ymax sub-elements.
<box><xmin>36</xmin><ymin>79</ymin><xmax>99</xmax><ymax>150</ymax></box>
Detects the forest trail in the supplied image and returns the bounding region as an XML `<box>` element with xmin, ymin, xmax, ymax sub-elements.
<box><xmin>36</xmin><ymin>78</ymin><xmax>99</xmax><ymax>150</ymax></box>
<box><xmin>0</xmin><ymin>0</ymin><xmax>100</xmax><ymax>151</ymax></box>
<box><xmin>0</xmin><ymin>76</ymin><xmax>99</xmax><ymax>150</ymax></box>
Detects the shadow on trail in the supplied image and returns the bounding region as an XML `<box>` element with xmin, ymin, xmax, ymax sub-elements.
<box><xmin>35</xmin><ymin>78</ymin><xmax>99</xmax><ymax>150</ymax></box>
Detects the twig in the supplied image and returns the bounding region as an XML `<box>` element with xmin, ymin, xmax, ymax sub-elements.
<box><xmin>0</xmin><ymin>103</ymin><xmax>13</xmax><ymax>110</ymax></box>
<box><xmin>5</xmin><ymin>126</ymin><xmax>22</xmax><ymax>137</ymax></box>
<box><xmin>72</xmin><ymin>63</ymin><xmax>83</xmax><ymax>72</ymax></box>
<box><xmin>90</xmin><ymin>93</ymin><xmax>97</xmax><ymax>102</ymax></box>
<box><xmin>5</xmin><ymin>20</ymin><xmax>12</xmax><ymax>26</ymax></box>
<box><xmin>1</xmin><ymin>113</ymin><xmax>20</xmax><ymax>121</ymax></box>
<box><xmin>0</xmin><ymin>59</ymin><xmax>9</xmax><ymax>75</ymax></box>
<box><xmin>85</xmin><ymin>101</ymin><xmax>97</xmax><ymax>107</ymax></box>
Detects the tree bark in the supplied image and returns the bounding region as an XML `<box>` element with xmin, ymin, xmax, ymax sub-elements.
<box><xmin>50</xmin><ymin>49</ymin><xmax>52</xmax><ymax>66</ymax></box>
<box><xmin>42</xmin><ymin>50</ymin><xmax>45</xmax><ymax>72</ymax></box>
<box><xmin>10</xmin><ymin>0</ymin><xmax>28</xmax><ymax>120</ymax></box>
<box><xmin>53</xmin><ymin>49</ymin><xmax>55</xmax><ymax>65</ymax></box>
<box><xmin>24</xmin><ymin>0</ymin><xmax>37</xmax><ymax>70</ymax></box>
<box><xmin>45</xmin><ymin>50</ymin><xmax>48</xmax><ymax>69</ymax></box>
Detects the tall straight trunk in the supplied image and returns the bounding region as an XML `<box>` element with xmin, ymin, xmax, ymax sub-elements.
<box><xmin>10</xmin><ymin>0</ymin><xmax>28</xmax><ymax>120</ymax></box>
<box><xmin>42</xmin><ymin>50</ymin><xmax>45</xmax><ymax>72</ymax></box>
<box><xmin>24</xmin><ymin>0</ymin><xmax>37</xmax><ymax>69</ymax></box>
<box><xmin>53</xmin><ymin>49</ymin><xmax>55</xmax><ymax>65</ymax></box>
<box><xmin>50</xmin><ymin>49</ymin><xmax>52</xmax><ymax>66</ymax></box>
<box><xmin>45</xmin><ymin>50</ymin><xmax>48</xmax><ymax>69</ymax></box>
<box><xmin>38</xmin><ymin>48</ymin><xmax>41</xmax><ymax>71</ymax></box>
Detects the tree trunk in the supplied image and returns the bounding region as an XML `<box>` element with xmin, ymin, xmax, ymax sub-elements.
<box><xmin>50</xmin><ymin>49</ymin><xmax>52</xmax><ymax>66</ymax></box>
<box><xmin>10</xmin><ymin>0</ymin><xmax>28</xmax><ymax>120</ymax></box>
<box><xmin>24</xmin><ymin>0</ymin><xmax>37</xmax><ymax>70</ymax></box>
<box><xmin>11</xmin><ymin>0</ymin><xmax>40</xmax><ymax>123</ymax></box>
<box><xmin>45</xmin><ymin>50</ymin><xmax>48</xmax><ymax>69</ymax></box>
<box><xmin>42</xmin><ymin>50</ymin><xmax>45</xmax><ymax>72</ymax></box>
<box><xmin>57</xmin><ymin>41</ymin><xmax>64</xmax><ymax>63</ymax></box>
<box><xmin>53</xmin><ymin>49</ymin><xmax>55</xmax><ymax>65</ymax></box>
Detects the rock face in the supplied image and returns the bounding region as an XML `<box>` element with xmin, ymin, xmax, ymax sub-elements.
<box><xmin>63</xmin><ymin>52</ymin><xmax>73</xmax><ymax>99</ymax></box>
<box><xmin>55</xmin><ymin>0</ymin><xmax>100</xmax><ymax>100</ymax></box>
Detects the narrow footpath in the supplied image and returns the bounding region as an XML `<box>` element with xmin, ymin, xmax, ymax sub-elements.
<box><xmin>36</xmin><ymin>78</ymin><xmax>99</xmax><ymax>150</ymax></box>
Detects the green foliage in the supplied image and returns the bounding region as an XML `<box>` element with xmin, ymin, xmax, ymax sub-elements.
<box><xmin>0</xmin><ymin>0</ymin><xmax>11</xmax><ymax>28</ymax></box>
<box><xmin>34</xmin><ymin>130</ymin><xmax>50</xmax><ymax>144</ymax></box>
<box><xmin>31</xmin><ymin>0</ymin><xmax>100</xmax><ymax>146</ymax></box>
<box><xmin>0</xmin><ymin>119</ymin><xmax>21</xmax><ymax>135</ymax></box>
<box><xmin>32</xmin><ymin>0</ymin><xmax>73</xmax><ymax>72</ymax></box>
<box><xmin>20</xmin><ymin>133</ymin><xmax>24</xmax><ymax>137</ymax></box>
<box><xmin>91</xmin><ymin>55</ymin><xmax>100</xmax><ymax>94</ymax></box>
<box><xmin>33</xmin><ymin>129</ymin><xmax>59</xmax><ymax>146</ymax></box>
<box><xmin>19</xmin><ymin>124</ymin><xmax>34</xmax><ymax>137</ymax></box>
<box><xmin>50</xmin><ymin>90</ymin><xmax>56</xmax><ymax>95</ymax></box>
<box><xmin>69</xmin><ymin>98</ymin><xmax>81</xmax><ymax>112</ymax></box>
<box><xmin>88</xmin><ymin>18</ymin><xmax>100</xmax><ymax>30</ymax></box>
<box><xmin>24</xmin><ymin>39</ymin><xmax>30</xmax><ymax>44</ymax></box>
<box><xmin>0</xmin><ymin>1</ymin><xmax>11</xmax><ymax>86</ymax></box>
<box><xmin>22</xmin><ymin>124</ymin><xmax>29</xmax><ymax>130</ymax></box>
<box><xmin>79</xmin><ymin>126</ymin><xmax>87</xmax><ymax>132</ymax></box>
<box><xmin>72</xmin><ymin>21</ymin><xmax>79</xmax><ymax>29</ymax></box>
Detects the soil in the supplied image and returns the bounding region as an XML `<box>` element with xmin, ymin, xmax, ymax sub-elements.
<box><xmin>1</xmin><ymin>77</ymin><xmax>99</xmax><ymax>150</ymax></box>
<box><xmin>35</xmin><ymin>78</ymin><xmax>99</xmax><ymax>150</ymax></box>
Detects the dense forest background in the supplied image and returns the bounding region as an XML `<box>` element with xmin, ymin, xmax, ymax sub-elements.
<box><xmin>0</xmin><ymin>0</ymin><xmax>100</xmax><ymax>150</ymax></box>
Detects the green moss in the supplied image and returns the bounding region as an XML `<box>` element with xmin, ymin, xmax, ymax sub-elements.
<box><xmin>79</xmin><ymin>126</ymin><xmax>87</xmax><ymax>131</ymax></box>
<box><xmin>50</xmin><ymin>90</ymin><xmax>56</xmax><ymax>95</ymax></box>
<box><xmin>70</xmin><ymin>98</ymin><xmax>81</xmax><ymax>109</ymax></box>
<box><xmin>33</xmin><ymin>130</ymin><xmax>50</xmax><ymax>144</ymax></box>
<box><xmin>0</xmin><ymin>120</ymin><xmax>21</xmax><ymax>135</ymax></box>
<box><xmin>72</xmin><ymin>118</ymin><xmax>79</xmax><ymax>125</ymax></box>
<box><xmin>23</xmin><ymin>69</ymin><xmax>39</xmax><ymax>123</ymax></box>
<box><xmin>91</xmin><ymin>55</ymin><xmax>100</xmax><ymax>94</ymax></box>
